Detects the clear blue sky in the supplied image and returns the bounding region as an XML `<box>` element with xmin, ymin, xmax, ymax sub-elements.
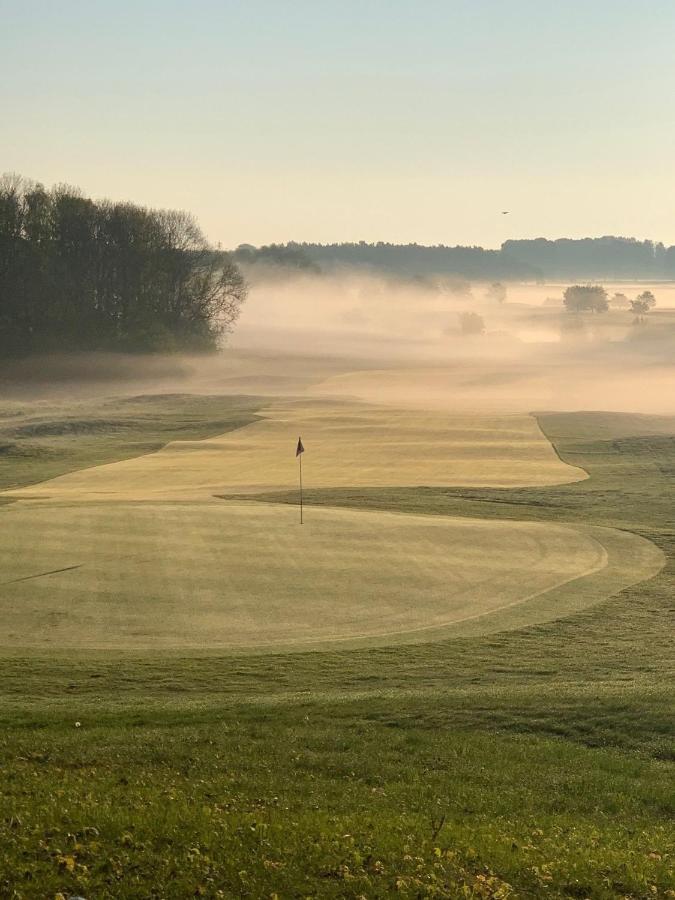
<box><xmin>2</xmin><ymin>1</ymin><xmax>674</xmax><ymax>247</ymax></box>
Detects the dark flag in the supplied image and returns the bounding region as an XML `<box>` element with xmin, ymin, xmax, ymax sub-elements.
<box><xmin>296</xmin><ymin>437</ymin><xmax>304</xmax><ymax>457</ymax></box>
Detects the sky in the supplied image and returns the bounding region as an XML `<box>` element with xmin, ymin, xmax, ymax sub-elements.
<box><xmin>2</xmin><ymin>1</ymin><xmax>674</xmax><ymax>249</ymax></box>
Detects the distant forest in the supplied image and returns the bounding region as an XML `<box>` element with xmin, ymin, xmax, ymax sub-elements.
<box><xmin>233</xmin><ymin>242</ymin><xmax>535</xmax><ymax>280</ymax></box>
<box><xmin>502</xmin><ymin>238</ymin><xmax>675</xmax><ymax>280</ymax></box>
<box><xmin>3</xmin><ymin>172</ymin><xmax>674</xmax><ymax>361</ymax></box>
<box><xmin>0</xmin><ymin>175</ymin><xmax>246</xmax><ymax>356</ymax></box>
<box><xmin>234</xmin><ymin>238</ymin><xmax>675</xmax><ymax>281</ymax></box>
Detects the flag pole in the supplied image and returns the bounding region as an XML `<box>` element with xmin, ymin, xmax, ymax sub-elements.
<box><xmin>296</xmin><ymin>436</ymin><xmax>305</xmax><ymax>524</ymax></box>
<box><xmin>299</xmin><ymin>449</ymin><xmax>303</xmax><ymax>525</ymax></box>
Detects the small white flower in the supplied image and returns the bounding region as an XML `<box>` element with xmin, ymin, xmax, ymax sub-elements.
<box><xmin>75</xmin><ymin>721</ymin><xmax>81</xmax><ymax>728</ymax></box>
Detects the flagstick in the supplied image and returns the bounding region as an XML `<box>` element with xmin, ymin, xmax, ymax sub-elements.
<box><xmin>296</xmin><ymin>436</ymin><xmax>305</xmax><ymax>524</ymax></box>
<box><xmin>299</xmin><ymin>451</ymin><xmax>303</xmax><ymax>525</ymax></box>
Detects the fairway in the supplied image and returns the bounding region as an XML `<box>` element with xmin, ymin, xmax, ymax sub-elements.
<box><xmin>0</xmin><ymin>398</ymin><xmax>659</xmax><ymax>654</ymax></box>
<box><xmin>5</xmin><ymin>400</ymin><xmax>585</xmax><ymax>501</ymax></box>
<box><xmin>0</xmin><ymin>500</ymin><xmax>662</xmax><ymax>651</ymax></box>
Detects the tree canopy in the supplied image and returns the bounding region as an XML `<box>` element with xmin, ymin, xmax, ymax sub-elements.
<box><xmin>630</xmin><ymin>290</ymin><xmax>657</xmax><ymax>321</ymax></box>
<box><xmin>486</xmin><ymin>281</ymin><xmax>507</xmax><ymax>303</ymax></box>
<box><xmin>279</xmin><ymin>241</ymin><xmax>538</xmax><ymax>280</ymax></box>
<box><xmin>502</xmin><ymin>237</ymin><xmax>675</xmax><ymax>279</ymax></box>
<box><xmin>563</xmin><ymin>284</ymin><xmax>609</xmax><ymax>314</ymax></box>
<box><xmin>0</xmin><ymin>174</ymin><xmax>247</xmax><ymax>356</ymax></box>
<box><xmin>233</xmin><ymin>243</ymin><xmax>320</xmax><ymax>273</ymax></box>
<box><xmin>247</xmin><ymin>237</ymin><xmax>675</xmax><ymax>281</ymax></box>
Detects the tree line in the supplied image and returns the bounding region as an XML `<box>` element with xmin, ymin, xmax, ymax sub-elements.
<box><xmin>238</xmin><ymin>237</ymin><xmax>675</xmax><ymax>281</ymax></box>
<box><xmin>563</xmin><ymin>285</ymin><xmax>656</xmax><ymax>320</ymax></box>
<box><xmin>0</xmin><ymin>174</ymin><xmax>246</xmax><ymax>356</ymax></box>
<box><xmin>235</xmin><ymin>241</ymin><xmax>538</xmax><ymax>280</ymax></box>
<box><xmin>502</xmin><ymin>237</ymin><xmax>675</xmax><ymax>280</ymax></box>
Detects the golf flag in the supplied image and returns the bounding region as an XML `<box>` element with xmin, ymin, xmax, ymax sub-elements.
<box><xmin>296</xmin><ymin>437</ymin><xmax>305</xmax><ymax>524</ymax></box>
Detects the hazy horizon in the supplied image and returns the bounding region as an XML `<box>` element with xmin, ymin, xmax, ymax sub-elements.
<box><xmin>3</xmin><ymin>1</ymin><xmax>675</xmax><ymax>248</ymax></box>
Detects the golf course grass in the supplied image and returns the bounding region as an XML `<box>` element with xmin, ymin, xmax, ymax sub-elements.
<box><xmin>0</xmin><ymin>396</ymin><xmax>673</xmax><ymax>898</ymax></box>
<box><xmin>0</xmin><ymin>501</ymin><xmax>661</xmax><ymax>651</ymax></box>
<box><xmin>5</xmin><ymin>400</ymin><xmax>585</xmax><ymax>501</ymax></box>
<box><xmin>0</xmin><ymin>398</ymin><xmax>650</xmax><ymax>653</ymax></box>
<box><xmin>0</xmin><ymin>393</ymin><xmax>264</xmax><ymax>492</ymax></box>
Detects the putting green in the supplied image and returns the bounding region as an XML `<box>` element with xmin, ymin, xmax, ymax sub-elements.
<box><xmin>0</xmin><ymin>500</ymin><xmax>662</xmax><ymax>652</ymax></box>
<box><xmin>5</xmin><ymin>400</ymin><xmax>585</xmax><ymax>502</ymax></box>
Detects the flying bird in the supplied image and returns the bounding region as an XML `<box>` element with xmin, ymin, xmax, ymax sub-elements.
<box><xmin>501</xmin><ymin>211</ymin><xmax>510</xmax><ymax>215</ymax></box>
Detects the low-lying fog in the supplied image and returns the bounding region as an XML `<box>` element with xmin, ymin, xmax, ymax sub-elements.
<box><xmin>227</xmin><ymin>271</ymin><xmax>675</xmax><ymax>415</ymax></box>
<box><xmin>2</xmin><ymin>271</ymin><xmax>673</xmax><ymax>417</ymax></box>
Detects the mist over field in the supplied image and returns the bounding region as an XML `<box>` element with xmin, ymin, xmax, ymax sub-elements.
<box><xmin>221</xmin><ymin>270</ymin><xmax>674</xmax><ymax>415</ymax></box>
<box><xmin>2</xmin><ymin>267</ymin><xmax>673</xmax><ymax>417</ymax></box>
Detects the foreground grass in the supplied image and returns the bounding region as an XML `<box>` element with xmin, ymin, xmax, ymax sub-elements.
<box><xmin>0</xmin><ymin>401</ymin><xmax>673</xmax><ymax>897</ymax></box>
<box><xmin>2</xmin><ymin>707</ymin><xmax>673</xmax><ymax>899</ymax></box>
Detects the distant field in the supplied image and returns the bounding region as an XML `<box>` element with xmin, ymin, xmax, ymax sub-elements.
<box><xmin>5</xmin><ymin>399</ymin><xmax>585</xmax><ymax>501</ymax></box>
<box><xmin>310</xmin><ymin>361</ymin><xmax>675</xmax><ymax>416</ymax></box>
